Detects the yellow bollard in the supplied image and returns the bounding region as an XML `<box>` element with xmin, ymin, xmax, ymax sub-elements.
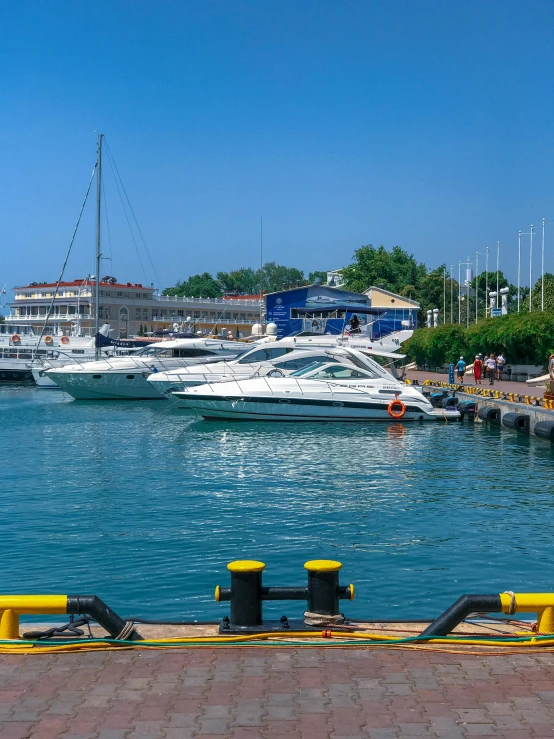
<box><xmin>0</xmin><ymin>610</ymin><xmax>19</xmax><ymax>640</ymax></box>
<box><xmin>538</xmin><ymin>607</ymin><xmax>554</xmax><ymax>633</ymax></box>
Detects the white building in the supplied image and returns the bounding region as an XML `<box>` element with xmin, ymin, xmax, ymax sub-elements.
<box><xmin>7</xmin><ymin>278</ymin><xmax>262</xmax><ymax>338</ymax></box>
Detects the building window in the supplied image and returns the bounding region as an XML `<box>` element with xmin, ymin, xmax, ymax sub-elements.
<box><xmin>142</xmin><ymin>293</ymin><xmax>148</xmax><ymax>299</ymax></box>
<box><xmin>99</xmin><ymin>307</ymin><xmax>104</xmax><ymax>319</ymax></box>
<box><xmin>117</xmin><ymin>292</ymin><xmax>123</xmax><ymax>297</ymax></box>
<box><xmin>142</xmin><ymin>308</ymin><xmax>148</xmax><ymax>319</ymax></box>
<box><xmin>135</xmin><ymin>308</ymin><xmax>141</xmax><ymax>320</ymax></box>
<box><xmin>105</xmin><ymin>307</ymin><xmax>111</xmax><ymax>319</ymax></box>
<box><xmin>160</xmin><ymin>309</ymin><xmax>167</xmax><ymax>317</ymax></box>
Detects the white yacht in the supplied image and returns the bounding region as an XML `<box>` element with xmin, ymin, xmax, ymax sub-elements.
<box><xmin>174</xmin><ymin>349</ymin><xmax>458</xmax><ymax>422</ymax></box>
<box><xmin>44</xmin><ymin>338</ymin><xmax>248</xmax><ymax>400</ymax></box>
<box><xmin>148</xmin><ymin>337</ymin><xmax>406</xmax><ymax>398</ymax></box>
<box><xmin>0</xmin><ymin>323</ymin><xmax>113</xmax><ymax>384</ymax></box>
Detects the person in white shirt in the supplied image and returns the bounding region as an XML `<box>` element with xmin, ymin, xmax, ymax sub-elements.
<box><xmin>496</xmin><ymin>353</ymin><xmax>506</xmax><ymax>381</ymax></box>
<box><xmin>485</xmin><ymin>354</ymin><xmax>496</xmax><ymax>385</ymax></box>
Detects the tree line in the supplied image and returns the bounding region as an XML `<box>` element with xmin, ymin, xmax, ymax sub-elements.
<box><xmin>163</xmin><ymin>243</ymin><xmax>554</xmax><ymax>325</ymax></box>
<box><xmin>163</xmin><ymin>263</ymin><xmax>327</xmax><ymax>299</ymax></box>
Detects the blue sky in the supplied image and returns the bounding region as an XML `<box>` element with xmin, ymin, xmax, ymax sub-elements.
<box><xmin>1</xmin><ymin>0</ymin><xmax>553</xmax><ymax>298</ymax></box>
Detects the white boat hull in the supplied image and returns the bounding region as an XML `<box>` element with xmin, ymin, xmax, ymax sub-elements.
<box><xmin>179</xmin><ymin>395</ymin><xmax>458</xmax><ymax>422</ymax></box>
<box><xmin>45</xmin><ymin>370</ymin><xmax>162</xmax><ymax>399</ymax></box>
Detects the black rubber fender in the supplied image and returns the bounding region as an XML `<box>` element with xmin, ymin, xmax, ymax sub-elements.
<box><xmin>502</xmin><ymin>412</ymin><xmax>530</xmax><ymax>433</ymax></box>
<box><xmin>534</xmin><ymin>420</ymin><xmax>554</xmax><ymax>441</ymax></box>
<box><xmin>477</xmin><ymin>406</ymin><xmax>500</xmax><ymax>425</ymax></box>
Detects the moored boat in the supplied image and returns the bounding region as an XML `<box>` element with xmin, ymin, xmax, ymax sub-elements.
<box><xmin>174</xmin><ymin>350</ymin><xmax>459</xmax><ymax>422</ymax></box>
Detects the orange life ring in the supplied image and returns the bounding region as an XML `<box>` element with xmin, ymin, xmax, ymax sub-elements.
<box><xmin>388</xmin><ymin>397</ymin><xmax>406</xmax><ymax>419</ymax></box>
<box><xmin>11</xmin><ymin>334</ymin><xmax>21</xmax><ymax>344</ymax></box>
<box><xmin>60</xmin><ymin>336</ymin><xmax>70</xmax><ymax>345</ymax></box>
<box><xmin>44</xmin><ymin>336</ymin><xmax>53</xmax><ymax>345</ymax></box>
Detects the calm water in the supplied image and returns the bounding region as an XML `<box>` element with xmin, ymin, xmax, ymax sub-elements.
<box><xmin>1</xmin><ymin>385</ymin><xmax>554</xmax><ymax>622</ymax></box>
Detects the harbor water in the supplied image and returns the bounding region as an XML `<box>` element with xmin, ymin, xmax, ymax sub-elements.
<box><xmin>2</xmin><ymin>385</ymin><xmax>554</xmax><ymax>622</ymax></box>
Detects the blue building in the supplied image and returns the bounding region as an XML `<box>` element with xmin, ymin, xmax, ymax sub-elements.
<box><xmin>265</xmin><ymin>282</ymin><xmax>418</xmax><ymax>339</ymax></box>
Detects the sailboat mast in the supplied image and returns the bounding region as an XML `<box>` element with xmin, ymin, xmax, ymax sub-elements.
<box><xmin>95</xmin><ymin>133</ymin><xmax>103</xmax><ymax>358</ymax></box>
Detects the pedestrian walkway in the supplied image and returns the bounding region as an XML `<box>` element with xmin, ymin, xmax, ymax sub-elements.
<box><xmin>1</xmin><ymin>648</ymin><xmax>554</xmax><ymax>738</ymax></box>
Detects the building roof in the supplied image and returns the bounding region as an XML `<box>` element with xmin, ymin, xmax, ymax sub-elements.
<box><xmin>265</xmin><ymin>284</ymin><xmax>350</xmax><ymax>297</ymax></box>
<box><xmin>364</xmin><ymin>285</ymin><xmax>420</xmax><ymax>307</ymax></box>
<box><xmin>14</xmin><ymin>279</ymin><xmax>154</xmax><ymax>291</ymax></box>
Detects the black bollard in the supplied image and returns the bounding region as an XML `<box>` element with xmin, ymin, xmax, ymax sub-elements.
<box><xmin>224</xmin><ymin>560</ymin><xmax>265</xmax><ymax>627</ymax></box>
<box><xmin>305</xmin><ymin>560</ymin><xmax>345</xmax><ymax>616</ymax></box>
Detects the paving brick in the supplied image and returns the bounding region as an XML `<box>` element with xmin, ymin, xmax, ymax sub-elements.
<box><xmin>1</xmin><ymin>648</ymin><xmax>554</xmax><ymax>738</ymax></box>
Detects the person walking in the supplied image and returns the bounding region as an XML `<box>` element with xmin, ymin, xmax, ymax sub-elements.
<box><xmin>456</xmin><ymin>356</ymin><xmax>466</xmax><ymax>384</ymax></box>
<box><xmin>473</xmin><ymin>355</ymin><xmax>483</xmax><ymax>385</ymax></box>
<box><xmin>485</xmin><ymin>354</ymin><xmax>496</xmax><ymax>385</ymax></box>
<box><xmin>496</xmin><ymin>352</ymin><xmax>506</xmax><ymax>381</ymax></box>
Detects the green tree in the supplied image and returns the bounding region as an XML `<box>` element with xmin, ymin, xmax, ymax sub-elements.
<box><xmin>342</xmin><ymin>245</ymin><xmax>427</xmax><ymax>295</ymax></box>
<box><xmin>259</xmin><ymin>262</ymin><xmax>305</xmax><ymax>293</ymax></box>
<box><xmin>522</xmin><ymin>274</ymin><xmax>554</xmax><ymax>312</ymax></box>
<box><xmin>163</xmin><ymin>272</ymin><xmax>223</xmax><ymax>298</ymax></box>
<box><xmin>405</xmin><ymin>311</ymin><xmax>554</xmax><ymax>368</ymax></box>
<box><xmin>217</xmin><ymin>267</ymin><xmax>259</xmax><ymax>295</ymax></box>
<box><xmin>0</xmin><ymin>314</ymin><xmax>4</xmax><ymax>324</ymax></box>
<box><xmin>308</xmin><ymin>270</ymin><xmax>328</xmax><ymax>284</ymax></box>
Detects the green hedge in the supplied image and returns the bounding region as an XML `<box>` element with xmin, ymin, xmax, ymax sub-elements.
<box><xmin>404</xmin><ymin>312</ymin><xmax>554</xmax><ymax>367</ymax></box>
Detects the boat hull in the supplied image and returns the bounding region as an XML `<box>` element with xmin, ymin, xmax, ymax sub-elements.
<box><xmin>46</xmin><ymin>371</ymin><xmax>162</xmax><ymax>400</ymax></box>
<box><xmin>177</xmin><ymin>394</ymin><xmax>458</xmax><ymax>422</ymax></box>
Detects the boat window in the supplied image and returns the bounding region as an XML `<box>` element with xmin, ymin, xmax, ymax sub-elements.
<box><xmin>290</xmin><ymin>361</ymin><xmax>327</xmax><ymax>377</ymax></box>
<box><xmin>307</xmin><ymin>364</ymin><xmax>378</xmax><ymax>379</ymax></box>
<box><xmin>273</xmin><ymin>355</ymin><xmax>338</xmax><ymax>371</ymax></box>
<box><xmin>134</xmin><ymin>346</ymin><xmax>219</xmax><ymax>358</ymax></box>
<box><xmin>172</xmin><ymin>348</ymin><xmax>217</xmax><ymax>358</ymax></box>
<box><xmin>237</xmin><ymin>347</ymin><xmax>290</xmax><ymax>364</ymax></box>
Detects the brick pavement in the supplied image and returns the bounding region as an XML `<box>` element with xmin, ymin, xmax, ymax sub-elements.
<box><xmin>1</xmin><ymin>648</ymin><xmax>554</xmax><ymax>738</ymax></box>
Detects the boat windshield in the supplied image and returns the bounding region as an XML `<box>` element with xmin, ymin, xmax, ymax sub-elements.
<box><xmin>290</xmin><ymin>361</ymin><xmax>326</xmax><ymax>377</ymax></box>
<box><xmin>304</xmin><ymin>363</ymin><xmax>379</xmax><ymax>380</ymax></box>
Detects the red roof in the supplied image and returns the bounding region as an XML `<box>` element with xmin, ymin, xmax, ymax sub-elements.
<box><xmin>15</xmin><ymin>280</ymin><xmax>154</xmax><ymax>291</ymax></box>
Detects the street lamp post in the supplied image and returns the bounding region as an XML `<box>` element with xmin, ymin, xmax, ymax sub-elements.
<box><xmin>458</xmin><ymin>262</ymin><xmax>461</xmax><ymax>324</ymax></box>
<box><xmin>450</xmin><ymin>264</ymin><xmax>454</xmax><ymax>323</ymax></box>
<box><xmin>475</xmin><ymin>251</ymin><xmax>479</xmax><ymax>323</ymax></box>
<box><xmin>496</xmin><ymin>240</ymin><xmax>500</xmax><ymax>298</ymax></box>
<box><xmin>542</xmin><ymin>218</ymin><xmax>545</xmax><ymax>311</ymax></box>
<box><xmin>530</xmin><ymin>225</ymin><xmax>534</xmax><ymax>312</ymax></box>
<box><xmin>485</xmin><ymin>247</ymin><xmax>489</xmax><ymax>318</ymax></box>
<box><xmin>518</xmin><ymin>230</ymin><xmax>521</xmax><ymax>313</ymax></box>
<box><xmin>443</xmin><ymin>268</ymin><xmax>447</xmax><ymax>324</ymax></box>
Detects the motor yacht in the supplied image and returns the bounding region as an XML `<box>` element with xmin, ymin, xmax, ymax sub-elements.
<box><xmin>148</xmin><ymin>338</ymin><xmax>406</xmax><ymax>398</ymax></box>
<box><xmin>45</xmin><ymin>338</ymin><xmax>248</xmax><ymax>400</ymax></box>
<box><xmin>173</xmin><ymin>349</ymin><xmax>459</xmax><ymax>422</ymax></box>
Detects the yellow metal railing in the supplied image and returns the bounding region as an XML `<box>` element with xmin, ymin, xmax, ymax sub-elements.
<box><xmin>0</xmin><ymin>596</ymin><xmax>68</xmax><ymax>639</ymax></box>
